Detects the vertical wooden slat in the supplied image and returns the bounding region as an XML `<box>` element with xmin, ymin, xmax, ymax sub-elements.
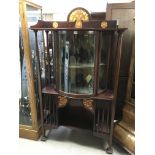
<box><xmin>55</xmin><ymin>95</ymin><xmax>59</xmax><ymax>126</ymax></box>
<box><xmin>45</xmin><ymin>95</ymin><xmax>48</xmax><ymax>124</ymax></box>
<box><xmin>94</xmin><ymin>31</ymin><xmax>100</xmax><ymax>95</ymax></box>
<box><xmin>19</xmin><ymin>0</ymin><xmax>37</xmax><ymax>129</ymax></box>
<box><xmin>34</xmin><ymin>30</ymin><xmax>44</xmax><ymax>134</ymax></box>
<box><xmin>93</xmin><ymin>104</ymin><xmax>96</xmax><ymax>131</ymax></box>
<box><xmin>44</xmin><ymin>94</ymin><xmax>47</xmax><ymax>124</ymax></box>
<box><xmin>97</xmin><ymin>109</ymin><xmax>100</xmax><ymax>132</ymax></box>
<box><xmin>42</xmin><ymin>93</ymin><xmax>44</xmax><ymax>121</ymax></box>
<box><xmin>52</xmin><ymin>96</ymin><xmax>55</xmax><ymax>125</ymax></box>
<box><xmin>49</xmin><ymin>95</ymin><xmax>52</xmax><ymax>124</ymax></box>
<box><xmin>101</xmin><ymin>108</ymin><xmax>105</xmax><ymax>130</ymax></box>
<box><xmin>106</xmin><ymin>105</ymin><xmax>109</xmax><ymax>132</ymax></box>
<box><xmin>109</xmin><ymin>31</ymin><xmax>124</xmax><ymax>146</ymax></box>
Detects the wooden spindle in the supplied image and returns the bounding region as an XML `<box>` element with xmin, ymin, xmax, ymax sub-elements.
<box><xmin>109</xmin><ymin>31</ymin><xmax>124</xmax><ymax>147</ymax></box>
<box><xmin>34</xmin><ymin>30</ymin><xmax>44</xmax><ymax>135</ymax></box>
<box><xmin>53</xmin><ymin>96</ymin><xmax>55</xmax><ymax>125</ymax></box>
<box><xmin>93</xmin><ymin>108</ymin><xmax>96</xmax><ymax>131</ymax></box>
<box><xmin>97</xmin><ymin>109</ymin><xmax>100</xmax><ymax>132</ymax></box>
<box><xmin>101</xmin><ymin>108</ymin><xmax>105</xmax><ymax>131</ymax></box>
<box><xmin>106</xmin><ymin>105</ymin><xmax>109</xmax><ymax>132</ymax></box>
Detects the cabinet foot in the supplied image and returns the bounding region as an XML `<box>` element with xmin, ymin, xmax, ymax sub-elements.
<box><xmin>41</xmin><ymin>135</ymin><xmax>47</xmax><ymax>141</ymax></box>
<box><xmin>106</xmin><ymin>147</ymin><xmax>113</xmax><ymax>154</ymax></box>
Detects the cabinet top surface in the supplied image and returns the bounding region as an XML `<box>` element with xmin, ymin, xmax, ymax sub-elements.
<box><xmin>30</xmin><ymin>20</ymin><xmax>127</xmax><ymax>31</ymax></box>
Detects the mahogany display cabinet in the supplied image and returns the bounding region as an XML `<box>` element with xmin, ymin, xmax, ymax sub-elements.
<box><xmin>31</xmin><ymin>8</ymin><xmax>126</xmax><ymax>154</ymax></box>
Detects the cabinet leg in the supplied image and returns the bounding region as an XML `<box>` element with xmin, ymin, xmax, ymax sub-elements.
<box><xmin>41</xmin><ymin>128</ymin><xmax>47</xmax><ymax>141</ymax></box>
<box><xmin>41</xmin><ymin>128</ymin><xmax>52</xmax><ymax>141</ymax></box>
<box><xmin>106</xmin><ymin>133</ymin><xmax>113</xmax><ymax>154</ymax></box>
<box><xmin>41</xmin><ymin>135</ymin><xmax>48</xmax><ymax>141</ymax></box>
<box><xmin>106</xmin><ymin>146</ymin><xmax>113</xmax><ymax>154</ymax></box>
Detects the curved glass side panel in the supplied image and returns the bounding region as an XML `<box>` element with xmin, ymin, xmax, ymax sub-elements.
<box><xmin>58</xmin><ymin>31</ymin><xmax>96</xmax><ymax>95</ymax></box>
<box><xmin>98</xmin><ymin>31</ymin><xmax>112</xmax><ymax>93</ymax></box>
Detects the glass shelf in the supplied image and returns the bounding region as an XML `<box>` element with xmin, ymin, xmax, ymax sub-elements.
<box><xmin>68</xmin><ymin>63</ymin><xmax>105</xmax><ymax>68</ymax></box>
<box><xmin>68</xmin><ymin>86</ymin><xmax>93</xmax><ymax>94</ymax></box>
<box><xmin>69</xmin><ymin>63</ymin><xmax>94</xmax><ymax>68</ymax></box>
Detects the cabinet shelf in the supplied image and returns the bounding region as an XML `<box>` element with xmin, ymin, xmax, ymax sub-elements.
<box><xmin>93</xmin><ymin>90</ymin><xmax>114</xmax><ymax>100</ymax></box>
<box><xmin>68</xmin><ymin>63</ymin><xmax>105</xmax><ymax>69</ymax></box>
<box><xmin>69</xmin><ymin>63</ymin><xmax>94</xmax><ymax>68</ymax></box>
<box><xmin>42</xmin><ymin>85</ymin><xmax>113</xmax><ymax>101</ymax></box>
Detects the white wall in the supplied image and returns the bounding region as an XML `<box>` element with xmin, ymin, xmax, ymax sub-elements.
<box><xmin>30</xmin><ymin>0</ymin><xmax>133</xmax><ymax>12</ymax></box>
<box><xmin>29</xmin><ymin>0</ymin><xmax>134</xmax><ymax>21</ymax></box>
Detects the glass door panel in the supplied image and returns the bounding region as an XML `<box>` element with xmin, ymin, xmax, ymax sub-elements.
<box><xmin>58</xmin><ymin>31</ymin><xmax>96</xmax><ymax>94</ymax></box>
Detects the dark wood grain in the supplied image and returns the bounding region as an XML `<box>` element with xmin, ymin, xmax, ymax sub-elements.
<box><xmin>31</xmin><ymin>20</ymin><xmax>118</xmax><ymax>30</ymax></box>
<box><xmin>42</xmin><ymin>86</ymin><xmax>58</xmax><ymax>95</ymax></box>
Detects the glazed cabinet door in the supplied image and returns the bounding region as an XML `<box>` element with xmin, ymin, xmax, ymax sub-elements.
<box><xmin>58</xmin><ymin>30</ymin><xmax>96</xmax><ymax>95</ymax></box>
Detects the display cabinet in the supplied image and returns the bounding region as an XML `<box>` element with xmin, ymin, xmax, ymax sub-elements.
<box><xmin>114</xmin><ymin>36</ymin><xmax>135</xmax><ymax>155</ymax></box>
<box><xmin>106</xmin><ymin>1</ymin><xmax>135</xmax><ymax>119</ymax></box>
<box><xmin>31</xmin><ymin>7</ymin><xmax>126</xmax><ymax>153</ymax></box>
<box><xmin>19</xmin><ymin>0</ymin><xmax>43</xmax><ymax>140</ymax></box>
